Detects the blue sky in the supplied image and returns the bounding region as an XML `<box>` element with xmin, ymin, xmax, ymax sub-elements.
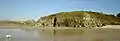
<box><xmin>0</xmin><ymin>0</ymin><xmax>120</xmax><ymax>21</ymax></box>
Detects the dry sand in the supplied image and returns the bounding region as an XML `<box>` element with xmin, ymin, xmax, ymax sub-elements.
<box><xmin>0</xmin><ymin>25</ymin><xmax>120</xmax><ymax>29</ymax></box>
<box><xmin>98</xmin><ymin>25</ymin><xmax>120</xmax><ymax>29</ymax></box>
<box><xmin>36</xmin><ymin>25</ymin><xmax>120</xmax><ymax>30</ymax></box>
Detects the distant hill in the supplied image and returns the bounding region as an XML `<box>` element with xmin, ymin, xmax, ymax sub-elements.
<box><xmin>0</xmin><ymin>19</ymin><xmax>36</xmax><ymax>27</ymax></box>
<box><xmin>37</xmin><ymin>11</ymin><xmax>120</xmax><ymax>28</ymax></box>
<box><xmin>0</xmin><ymin>20</ymin><xmax>25</xmax><ymax>26</ymax></box>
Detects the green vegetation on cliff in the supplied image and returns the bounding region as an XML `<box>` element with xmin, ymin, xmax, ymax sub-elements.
<box><xmin>37</xmin><ymin>11</ymin><xmax>120</xmax><ymax>28</ymax></box>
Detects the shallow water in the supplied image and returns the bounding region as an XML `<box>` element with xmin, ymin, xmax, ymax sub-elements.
<box><xmin>0</xmin><ymin>27</ymin><xmax>120</xmax><ymax>41</ymax></box>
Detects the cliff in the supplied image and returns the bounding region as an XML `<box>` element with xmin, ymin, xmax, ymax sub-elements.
<box><xmin>37</xmin><ymin>11</ymin><xmax>120</xmax><ymax>28</ymax></box>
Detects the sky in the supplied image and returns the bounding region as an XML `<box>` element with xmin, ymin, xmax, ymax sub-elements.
<box><xmin>0</xmin><ymin>0</ymin><xmax>120</xmax><ymax>21</ymax></box>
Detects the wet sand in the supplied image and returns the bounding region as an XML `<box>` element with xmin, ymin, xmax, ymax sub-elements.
<box><xmin>0</xmin><ymin>25</ymin><xmax>120</xmax><ymax>41</ymax></box>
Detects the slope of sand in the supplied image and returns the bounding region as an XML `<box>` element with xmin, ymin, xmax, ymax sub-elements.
<box><xmin>35</xmin><ymin>25</ymin><xmax>120</xmax><ymax>30</ymax></box>
<box><xmin>98</xmin><ymin>25</ymin><xmax>120</xmax><ymax>29</ymax></box>
<box><xmin>0</xmin><ymin>25</ymin><xmax>120</xmax><ymax>29</ymax></box>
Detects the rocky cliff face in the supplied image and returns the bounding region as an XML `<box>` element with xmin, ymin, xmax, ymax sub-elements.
<box><xmin>37</xmin><ymin>11</ymin><xmax>120</xmax><ymax>28</ymax></box>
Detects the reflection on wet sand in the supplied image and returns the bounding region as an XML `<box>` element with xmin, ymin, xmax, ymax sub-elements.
<box><xmin>0</xmin><ymin>28</ymin><xmax>120</xmax><ymax>41</ymax></box>
<box><xmin>40</xmin><ymin>28</ymin><xmax>120</xmax><ymax>41</ymax></box>
<box><xmin>5</xmin><ymin>38</ymin><xmax>11</xmax><ymax>41</ymax></box>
